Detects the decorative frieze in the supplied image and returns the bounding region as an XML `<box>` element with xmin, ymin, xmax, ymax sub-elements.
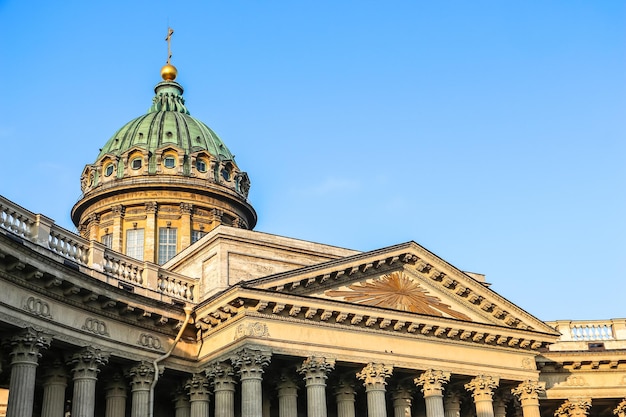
<box><xmin>234</xmin><ymin>322</ymin><xmax>270</xmax><ymax>340</ymax></box>
<box><xmin>137</xmin><ymin>333</ymin><xmax>163</xmax><ymax>350</ymax></box>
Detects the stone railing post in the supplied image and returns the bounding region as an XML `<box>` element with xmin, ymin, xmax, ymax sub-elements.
<box><xmin>5</xmin><ymin>328</ymin><xmax>52</xmax><ymax>417</ymax></box>
<box><xmin>464</xmin><ymin>375</ymin><xmax>499</xmax><ymax>417</ymax></box>
<box><xmin>231</xmin><ymin>347</ymin><xmax>271</xmax><ymax>417</ymax></box>
<box><xmin>511</xmin><ymin>380</ymin><xmax>545</xmax><ymax>417</ymax></box>
<box><xmin>298</xmin><ymin>356</ymin><xmax>335</xmax><ymax>417</ymax></box>
<box><xmin>33</xmin><ymin>214</ymin><xmax>55</xmax><ymax>246</ymax></box>
<box><xmin>88</xmin><ymin>240</ymin><xmax>106</xmax><ymax>272</ymax></box>
<box><xmin>357</xmin><ymin>363</ymin><xmax>393</xmax><ymax>417</ymax></box>
<box><xmin>415</xmin><ymin>369</ymin><xmax>451</xmax><ymax>417</ymax></box>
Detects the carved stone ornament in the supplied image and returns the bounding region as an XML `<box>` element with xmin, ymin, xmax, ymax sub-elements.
<box><xmin>126</xmin><ymin>361</ymin><xmax>156</xmax><ymax>389</ymax></box>
<box><xmin>414</xmin><ymin>369</ymin><xmax>451</xmax><ymax>396</ymax></box>
<box><xmin>66</xmin><ymin>346</ymin><xmax>110</xmax><ymax>378</ymax></box>
<box><xmin>554</xmin><ymin>398</ymin><xmax>592</xmax><ymax>417</ymax></box>
<box><xmin>298</xmin><ymin>356</ymin><xmax>336</xmax><ymax>383</ymax></box>
<box><xmin>234</xmin><ymin>322</ymin><xmax>270</xmax><ymax>340</ymax></box>
<box><xmin>206</xmin><ymin>362</ymin><xmax>236</xmax><ymax>389</ymax></box>
<box><xmin>325</xmin><ymin>271</ymin><xmax>471</xmax><ymax>320</ymax></box>
<box><xmin>614</xmin><ymin>399</ymin><xmax>626</xmax><ymax>417</ymax></box>
<box><xmin>23</xmin><ymin>296</ymin><xmax>53</xmax><ymax>319</ymax></box>
<box><xmin>137</xmin><ymin>333</ymin><xmax>162</xmax><ymax>350</ymax></box>
<box><xmin>464</xmin><ymin>375</ymin><xmax>500</xmax><ymax>401</ymax></box>
<box><xmin>230</xmin><ymin>347</ymin><xmax>271</xmax><ymax>378</ymax></box>
<box><xmin>357</xmin><ymin>363</ymin><xmax>393</xmax><ymax>387</ymax></box>
<box><xmin>82</xmin><ymin>317</ymin><xmax>109</xmax><ymax>336</ymax></box>
<box><xmin>511</xmin><ymin>380</ymin><xmax>545</xmax><ymax>402</ymax></box>
<box><xmin>7</xmin><ymin>327</ymin><xmax>52</xmax><ymax>363</ymax></box>
<box><xmin>185</xmin><ymin>373</ymin><xmax>211</xmax><ymax>400</ymax></box>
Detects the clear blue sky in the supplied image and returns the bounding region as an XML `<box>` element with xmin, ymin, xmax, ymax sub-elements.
<box><xmin>2</xmin><ymin>1</ymin><xmax>624</xmax><ymax>321</ymax></box>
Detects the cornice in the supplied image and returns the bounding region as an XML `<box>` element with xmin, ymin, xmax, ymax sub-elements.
<box><xmin>194</xmin><ymin>287</ymin><xmax>556</xmax><ymax>352</ymax></box>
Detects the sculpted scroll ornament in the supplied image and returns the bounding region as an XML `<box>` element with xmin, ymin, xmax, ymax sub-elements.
<box><xmin>23</xmin><ymin>296</ymin><xmax>52</xmax><ymax>319</ymax></box>
<box><xmin>234</xmin><ymin>322</ymin><xmax>270</xmax><ymax>340</ymax></box>
<box><xmin>325</xmin><ymin>271</ymin><xmax>471</xmax><ymax>320</ymax></box>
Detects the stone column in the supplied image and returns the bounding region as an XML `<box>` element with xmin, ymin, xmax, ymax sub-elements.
<box><xmin>186</xmin><ymin>374</ymin><xmax>211</xmax><ymax>417</ymax></box>
<box><xmin>41</xmin><ymin>360</ymin><xmax>68</xmax><ymax>417</ymax></box>
<box><xmin>104</xmin><ymin>373</ymin><xmax>127</xmax><ymax>417</ymax></box>
<box><xmin>391</xmin><ymin>386</ymin><xmax>414</xmax><ymax>417</ymax></box>
<box><xmin>614</xmin><ymin>399</ymin><xmax>626</xmax><ymax>417</ymax></box>
<box><xmin>511</xmin><ymin>380</ymin><xmax>545</xmax><ymax>417</ymax></box>
<box><xmin>357</xmin><ymin>363</ymin><xmax>393</xmax><ymax>417</ymax></box>
<box><xmin>443</xmin><ymin>391</ymin><xmax>461</xmax><ymax>417</ymax></box>
<box><xmin>145</xmin><ymin>202</ymin><xmax>157</xmax><ymax>263</ymax></box>
<box><xmin>180</xmin><ymin>203</ymin><xmax>192</xmax><ymax>250</ymax></box>
<box><xmin>464</xmin><ymin>375</ymin><xmax>499</xmax><ymax>417</ymax></box>
<box><xmin>127</xmin><ymin>361</ymin><xmax>155</xmax><ymax>417</ymax></box>
<box><xmin>231</xmin><ymin>347</ymin><xmax>271</xmax><ymax>417</ymax></box>
<box><xmin>554</xmin><ymin>399</ymin><xmax>591</xmax><ymax>417</ymax></box>
<box><xmin>298</xmin><ymin>357</ymin><xmax>335</xmax><ymax>417</ymax></box>
<box><xmin>173</xmin><ymin>388</ymin><xmax>191</xmax><ymax>417</ymax></box>
<box><xmin>207</xmin><ymin>362</ymin><xmax>236</xmax><ymax>417</ymax></box>
<box><xmin>67</xmin><ymin>346</ymin><xmax>110</xmax><ymax>417</ymax></box>
<box><xmin>334</xmin><ymin>379</ymin><xmax>356</xmax><ymax>417</ymax></box>
<box><xmin>111</xmin><ymin>205</ymin><xmax>125</xmax><ymax>252</ymax></box>
<box><xmin>493</xmin><ymin>396</ymin><xmax>507</xmax><ymax>417</ymax></box>
<box><xmin>277</xmin><ymin>372</ymin><xmax>299</xmax><ymax>417</ymax></box>
<box><xmin>415</xmin><ymin>369</ymin><xmax>450</xmax><ymax>417</ymax></box>
<box><xmin>5</xmin><ymin>328</ymin><xmax>51</xmax><ymax>417</ymax></box>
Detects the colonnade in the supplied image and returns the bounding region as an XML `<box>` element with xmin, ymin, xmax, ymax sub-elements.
<box><xmin>2</xmin><ymin>328</ymin><xmax>625</xmax><ymax>417</ymax></box>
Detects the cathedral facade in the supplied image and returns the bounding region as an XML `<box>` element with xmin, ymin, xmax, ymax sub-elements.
<box><xmin>0</xmin><ymin>50</ymin><xmax>624</xmax><ymax>417</ymax></box>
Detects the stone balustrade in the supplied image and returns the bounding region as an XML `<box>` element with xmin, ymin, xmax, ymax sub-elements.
<box><xmin>0</xmin><ymin>195</ymin><xmax>196</xmax><ymax>302</ymax></box>
<box><xmin>547</xmin><ymin>319</ymin><xmax>626</xmax><ymax>342</ymax></box>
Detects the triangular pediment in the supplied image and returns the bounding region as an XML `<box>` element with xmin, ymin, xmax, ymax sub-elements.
<box><xmin>245</xmin><ymin>241</ymin><xmax>556</xmax><ymax>334</ymax></box>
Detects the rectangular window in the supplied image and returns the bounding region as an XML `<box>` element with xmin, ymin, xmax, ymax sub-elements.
<box><xmin>158</xmin><ymin>227</ymin><xmax>177</xmax><ymax>264</ymax></box>
<box><xmin>126</xmin><ymin>229</ymin><xmax>144</xmax><ymax>261</ymax></box>
<box><xmin>191</xmin><ymin>230</ymin><xmax>207</xmax><ymax>244</ymax></box>
<box><xmin>101</xmin><ymin>233</ymin><xmax>112</xmax><ymax>249</ymax></box>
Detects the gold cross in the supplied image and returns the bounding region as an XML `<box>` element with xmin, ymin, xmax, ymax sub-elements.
<box><xmin>165</xmin><ymin>27</ymin><xmax>174</xmax><ymax>64</ymax></box>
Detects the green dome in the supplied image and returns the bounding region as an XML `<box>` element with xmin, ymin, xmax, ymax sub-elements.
<box><xmin>97</xmin><ymin>81</ymin><xmax>234</xmax><ymax>161</ymax></box>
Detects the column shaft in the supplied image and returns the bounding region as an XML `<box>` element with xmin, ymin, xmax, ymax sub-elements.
<box><xmin>277</xmin><ymin>374</ymin><xmax>299</xmax><ymax>417</ymax></box>
<box><xmin>357</xmin><ymin>363</ymin><xmax>393</xmax><ymax>417</ymax></box>
<box><xmin>298</xmin><ymin>357</ymin><xmax>335</xmax><ymax>417</ymax></box>
<box><xmin>335</xmin><ymin>381</ymin><xmax>356</xmax><ymax>417</ymax></box>
<box><xmin>104</xmin><ymin>375</ymin><xmax>127</xmax><ymax>417</ymax></box>
<box><xmin>207</xmin><ymin>362</ymin><xmax>236</xmax><ymax>417</ymax></box>
<box><xmin>231</xmin><ymin>348</ymin><xmax>271</xmax><ymax>417</ymax></box>
<box><xmin>41</xmin><ymin>363</ymin><xmax>68</xmax><ymax>417</ymax></box>
<box><xmin>465</xmin><ymin>376</ymin><xmax>499</xmax><ymax>417</ymax></box>
<box><xmin>68</xmin><ymin>346</ymin><xmax>110</xmax><ymax>417</ymax></box>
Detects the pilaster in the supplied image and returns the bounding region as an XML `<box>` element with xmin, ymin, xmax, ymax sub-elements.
<box><xmin>511</xmin><ymin>380</ymin><xmax>545</xmax><ymax>417</ymax></box>
<box><xmin>111</xmin><ymin>205</ymin><xmax>125</xmax><ymax>253</ymax></box>
<box><xmin>5</xmin><ymin>328</ymin><xmax>52</xmax><ymax>417</ymax></box>
<box><xmin>145</xmin><ymin>202</ymin><xmax>157</xmax><ymax>263</ymax></box>
<box><xmin>180</xmin><ymin>203</ymin><xmax>192</xmax><ymax>250</ymax></box>
<box><xmin>464</xmin><ymin>375</ymin><xmax>499</xmax><ymax>417</ymax></box>
<box><xmin>357</xmin><ymin>363</ymin><xmax>393</xmax><ymax>417</ymax></box>
<box><xmin>415</xmin><ymin>369</ymin><xmax>450</xmax><ymax>417</ymax></box>
<box><xmin>298</xmin><ymin>356</ymin><xmax>335</xmax><ymax>417</ymax></box>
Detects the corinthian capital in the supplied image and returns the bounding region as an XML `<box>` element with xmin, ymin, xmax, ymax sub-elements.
<box><xmin>357</xmin><ymin>363</ymin><xmax>393</xmax><ymax>387</ymax></box>
<box><xmin>614</xmin><ymin>399</ymin><xmax>626</xmax><ymax>417</ymax></box>
<box><xmin>555</xmin><ymin>398</ymin><xmax>592</xmax><ymax>417</ymax></box>
<box><xmin>511</xmin><ymin>380</ymin><xmax>545</xmax><ymax>402</ymax></box>
<box><xmin>126</xmin><ymin>361</ymin><xmax>157</xmax><ymax>390</ymax></box>
<box><xmin>6</xmin><ymin>327</ymin><xmax>52</xmax><ymax>364</ymax></box>
<box><xmin>67</xmin><ymin>346</ymin><xmax>110</xmax><ymax>378</ymax></box>
<box><xmin>298</xmin><ymin>356</ymin><xmax>335</xmax><ymax>384</ymax></box>
<box><xmin>464</xmin><ymin>375</ymin><xmax>499</xmax><ymax>401</ymax></box>
<box><xmin>414</xmin><ymin>369</ymin><xmax>451</xmax><ymax>397</ymax></box>
<box><xmin>185</xmin><ymin>373</ymin><xmax>210</xmax><ymax>401</ymax></box>
<box><xmin>230</xmin><ymin>347</ymin><xmax>271</xmax><ymax>378</ymax></box>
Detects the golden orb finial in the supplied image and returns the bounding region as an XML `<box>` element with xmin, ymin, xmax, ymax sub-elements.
<box><xmin>161</xmin><ymin>63</ymin><xmax>178</xmax><ymax>81</ymax></box>
<box><xmin>161</xmin><ymin>27</ymin><xmax>177</xmax><ymax>81</ymax></box>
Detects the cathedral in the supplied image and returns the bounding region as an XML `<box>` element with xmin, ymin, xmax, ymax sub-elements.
<box><xmin>0</xmin><ymin>33</ymin><xmax>624</xmax><ymax>417</ymax></box>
